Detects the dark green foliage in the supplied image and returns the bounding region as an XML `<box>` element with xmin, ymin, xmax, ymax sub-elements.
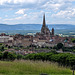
<box><xmin>0</xmin><ymin>43</ymin><xmax>4</xmax><ymax>51</ymax></box>
<box><xmin>8</xmin><ymin>46</ymin><xmax>11</xmax><ymax>48</ymax></box>
<box><xmin>3</xmin><ymin>51</ymin><xmax>8</xmax><ymax>59</ymax></box>
<box><xmin>0</xmin><ymin>43</ymin><xmax>3</xmax><ymax>45</ymax></box>
<box><xmin>57</xmin><ymin>43</ymin><xmax>63</xmax><ymax>49</ymax></box>
<box><xmin>0</xmin><ymin>51</ymin><xmax>25</xmax><ymax>60</ymax></box>
<box><xmin>2</xmin><ymin>52</ymin><xmax>16</xmax><ymax>60</ymax></box>
<box><xmin>8</xmin><ymin>53</ymin><xmax>16</xmax><ymax>60</ymax></box>
<box><xmin>17</xmin><ymin>54</ymin><xmax>23</xmax><ymax>60</ymax></box>
<box><xmin>72</xmin><ymin>38</ymin><xmax>75</xmax><ymax>43</ymax></box>
<box><xmin>0</xmin><ymin>52</ymin><xmax>2</xmax><ymax>60</ymax></box>
<box><xmin>25</xmin><ymin>52</ymin><xmax>75</xmax><ymax>67</ymax></box>
<box><xmin>53</xmin><ymin>46</ymin><xmax>58</xmax><ymax>50</ymax></box>
<box><xmin>66</xmin><ymin>38</ymin><xmax>68</xmax><ymax>41</ymax></box>
<box><xmin>62</xmin><ymin>46</ymin><xmax>75</xmax><ymax>52</ymax></box>
<box><xmin>0</xmin><ymin>46</ymin><xmax>4</xmax><ymax>51</ymax></box>
<box><xmin>0</xmin><ymin>50</ymin><xmax>75</xmax><ymax>67</ymax></box>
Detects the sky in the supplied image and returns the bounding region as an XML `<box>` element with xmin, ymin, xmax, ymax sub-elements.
<box><xmin>0</xmin><ymin>0</ymin><xmax>75</xmax><ymax>25</ymax></box>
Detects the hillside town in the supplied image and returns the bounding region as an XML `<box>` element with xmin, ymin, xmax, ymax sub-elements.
<box><xmin>0</xmin><ymin>14</ymin><xmax>75</xmax><ymax>55</ymax></box>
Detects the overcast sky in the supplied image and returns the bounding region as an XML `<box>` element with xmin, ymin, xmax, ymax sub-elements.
<box><xmin>0</xmin><ymin>0</ymin><xmax>75</xmax><ymax>24</ymax></box>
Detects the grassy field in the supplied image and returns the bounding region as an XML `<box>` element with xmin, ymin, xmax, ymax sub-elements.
<box><xmin>0</xmin><ymin>60</ymin><xmax>73</xmax><ymax>75</ymax></box>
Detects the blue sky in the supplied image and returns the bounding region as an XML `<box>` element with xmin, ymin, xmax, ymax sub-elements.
<box><xmin>0</xmin><ymin>0</ymin><xmax>75</xmax><ymax>24</ymax></box>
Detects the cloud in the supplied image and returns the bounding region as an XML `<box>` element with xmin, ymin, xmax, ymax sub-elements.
<box><xmin>0</xmin><ymin>0</ymin><xmax>37</xmax><ymax>5</ymax></box>
<box><xmin>52</xmin><ymin>8</ymin><xmax>75</xmax><ymax>19</ymax></box>
<box><xmin>0</xmin><ymin>17</ymin><xmax>2</xmax><ymax>19</ymax></box>
<box><xmin>41</xmin><ymin>0</ymin><xmax>74</xmax><ymax>11</ymax></box>
<box><xmin>4</xmin><ymin>14</ymin><xmax>27</xmax><ymax>21</ymax></box>
<box><xmin>0</xmin><ymin>0</ymin><xmax>75</xmax><ymax>24</ymax></box>
<box><xmin>24</xmin><ymin>14</ymin><xmax>27</xmax><ymax>17</ymax></box>
<box><xmin>0</xmin><ymin>0</ymin><xmax>74</xmax><ymax>11</ymax></box>
<box><xmin>15</xmin><ymin>9</ymin><xmax>26</xmax><ymax>14</ymax></box>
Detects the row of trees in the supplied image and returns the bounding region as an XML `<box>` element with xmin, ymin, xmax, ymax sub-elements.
<box><xmin>0</xmin><ymin>52</ymin><xmax>25</xmax><ymax>61</ymax></box>
<box><xmin>0</xmin><ymin>51</ymin><xmax>75</xmax><ymax>67</ymax></box>
<box><xmin>25</xmin><ymin>51</ymin><xmax>75</xmax><ymax>67</ymax></box>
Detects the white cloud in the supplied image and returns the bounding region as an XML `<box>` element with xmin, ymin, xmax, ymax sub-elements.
<box><xmin>0</xmin><ymin>0</ymin><xmax>74</xmax><ymax>11</ymax></box>
<box><xmin>13</xmin><ymin>0</ymin><xmax>37</xmax><ymax>4</ymax></box>
<box><xmin>24</xmin><ymin>14</ymin><xmax>27</xmax><ymax>17</ymax></box>
<box><xmin>15</xmin><ymin>9</ymin><xmax>26</xmax><ymax>14</ymax></box>
<box><xmin>15</xmin><ymin>16</ymin><xmax>22</xmax><ymax>20</ymax></box>
<box><xmin>0</xmin><ymin>0</ymin><xmax>75</xmax><ymax>24</ymax></box>
<box><xmin>4</xmin><ymin>18</ymin><xmax>13</xmax><ymax>21</ymax></box>
<box><xmin>0</xmin><ymin>0</ymin><xmax>37</xmax><ymax>5</ymax></box>
<box><xmin>4</xmin><ymin>14</ymin><xmax>27</xmax><ymax>21</ymax></box>
<box><xmin>0</xmin><ymin>17</ymin><xmax>2</xmax><ymax>19</ymax></box>
<box><xmin>0</xmin><ymin>0</ymin><xmax>11</xmax><ymax>5</ymax></box>
<box><xmin>52</xmin><ymin>8</ymin><xmax>75</xmax><ymax>19</ymax></box>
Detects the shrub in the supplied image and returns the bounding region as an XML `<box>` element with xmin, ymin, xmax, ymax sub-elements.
<box><xmin>17</xmin><ymin>54</ymin><xmax>23</xmax><ymax>60</ymax></box>
<box><xmin>2</xmin><ymin>52</ymin><xmax>16</xmax><ymax>60</ymax></box>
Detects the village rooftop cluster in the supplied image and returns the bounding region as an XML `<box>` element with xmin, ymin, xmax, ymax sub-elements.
<box><xmin>0</xmin><ymin>14</ymin><xmax>75</xmax><ymax>54</ymax></box>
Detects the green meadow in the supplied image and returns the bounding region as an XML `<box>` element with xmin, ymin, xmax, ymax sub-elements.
<box><xmin>0</xmin><ymin>60</ymin><xmax>73</xmax><ymax>75</ymax></box>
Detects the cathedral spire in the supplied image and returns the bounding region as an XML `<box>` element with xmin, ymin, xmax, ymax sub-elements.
<box><xmin>43</xmin><ymin>13</ymin><xmax>46</xmax><ymax>27</ymax></box>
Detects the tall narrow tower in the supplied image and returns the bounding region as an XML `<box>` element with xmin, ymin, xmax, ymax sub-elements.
<box><xmin>43</xmin><ymin>14</ymin><xmax>46</xmax><ymax>27</ymax></box>
<box><xmin>41</xmin><ymin>14</ymin><xmax>50</xmax><ymax>38</ymax></box>
<box><xmin>41</xmin><ymin>14</ymin><xmax>46</xmax><ymax>35</ymax></box>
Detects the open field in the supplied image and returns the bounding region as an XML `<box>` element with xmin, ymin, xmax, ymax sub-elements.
<box><xmin>0</xmin><ymin>60</ymin><xmax>73</xmax><ymax>75</ymax></box>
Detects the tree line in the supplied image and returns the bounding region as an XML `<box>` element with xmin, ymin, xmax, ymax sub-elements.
<box><xmin>0</xmin><ymin>50</ymin><xmax>75</xmax><ymax>67</ymax></box>
<box><xmin>25</xmin><ymin>51</ymin><xmax>75</xmax><ymax>67</ymax></box>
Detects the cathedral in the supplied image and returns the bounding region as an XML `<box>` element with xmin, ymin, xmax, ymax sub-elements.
<box><xmin>35</xmin><ymin>14</ymin><xmax>54</xmax><ymax>40</ymax></box>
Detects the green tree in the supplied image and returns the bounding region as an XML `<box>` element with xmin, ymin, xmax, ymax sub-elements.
<box><xmin>8</xmin><ymin>53</ymin><xmax>16</xmax><ymax>60</ymax></box>
<box><xmin>57</xmin><ymin>43</ymin><xmax>63</xmax><ymax>49</ymax></box>
<box><xmin>3</xmin><ymin>51</ymin><xmax>8</xmax><ymax>59</ymax></box>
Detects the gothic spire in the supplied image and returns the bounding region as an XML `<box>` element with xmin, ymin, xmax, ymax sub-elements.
<box><xmin>43</xmin><ymin>13</ymin><xmax>46</xmax><ymax>27</ymax></box>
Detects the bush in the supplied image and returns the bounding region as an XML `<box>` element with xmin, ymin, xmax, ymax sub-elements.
<box><xmin>17</xmin><ymin>54</ymin><xmax>23</xmax><ymax>60</ymax></box>
<box><xmin>2</xmin><ymin>52</ymin><xmax>16</xmax><ymax>60</ymax></box>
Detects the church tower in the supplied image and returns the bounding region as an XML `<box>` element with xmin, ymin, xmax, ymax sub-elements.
<box><xmin>41</xmin><ymin>14</ymin><xmax>50</xmax><ymax>38</ymax></box>
<box><xmin>43</xmin><ymin>14</ymin><xmax>46</xmax><ymax>27</ymax></box>
<box><xmin>35</xmin><ymin>14</ymin><xmax>54</xmax><ymax>40</ymax></box>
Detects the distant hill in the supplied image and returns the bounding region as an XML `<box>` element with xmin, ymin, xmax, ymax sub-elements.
<box><xmin>0</xmin><ymin>24</ymin><xmax>42</xmax><ymax>30</ymax></box>
<box><xmin>0</xmin><ymin>24</ymin><xmax>75</xmax><ymax>35</ymax></box>
<box><xmin>0</xmin><ymin>24</ymin><xmax>75</xmax><ymax>30</ymax></box>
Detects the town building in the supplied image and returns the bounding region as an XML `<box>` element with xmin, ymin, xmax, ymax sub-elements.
<box><xmin>13</xmin><ymin>34</ymin><xmax>33</xmax><ymax>47</ymax></box>
<box><xmin>0</xmin><ymin>33</ymin><xmax>13</xmax><ymax>44</ymax></box>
